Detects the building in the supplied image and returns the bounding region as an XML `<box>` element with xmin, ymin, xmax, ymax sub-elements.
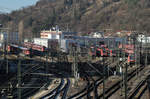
<box><xmin>40</xmin><ymin>29</ymin><xmax>62</xmax><ymax>39</ymax></box>
<box><xmin>9</xmin><ymin>32</ymin><xmax>19</xmax><ymax>43</ymax></box>
<box><xmin>33</xmin><ymin>38</ymin><xmax>58</xmax><ymax>48</ymax></box>
<box><xmin>0</xmin><ymin>32</ymin><xmax>18</xmax><ymax>43</ymax></box>
<box><xmin>40</xmin><ymin>27</ymin><xmax>77</xmax><ymax>39</ymax></box>
<box><xmin>90</xmin><ymin>32</ymin><xmax>104</xmax><ymax>38</ymax></box>
<box><xmin>60</xmin><ymin>39</ymin><xmax>76</xmax><ymax>53</ymax></box>
<box><xmin>62</xmin><ymin>31</ymin><xmax>77</xmax><ymax>39</ymax></box>
<box><xmin>0</xmin><ymin>32</ymin><xmax>7</xmax><ymax>42</ymax></box>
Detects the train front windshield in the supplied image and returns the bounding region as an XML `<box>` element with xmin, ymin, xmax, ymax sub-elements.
<box><xmin>91</xmin><ymin>48</ymin><xmax>95</xmax><ymax>52</ymax></box>
<box><xmin>130</xmin><ymin>54</ymin><xmax>135</xmax><ymax>60</ymax></box>
<box><xmin>91</xmin><ymin>47</ymin><xmax>95</xmax><ymax>52</ymax></box>
<box><xmin>102</xmin><ymin>47</ymin><xmax>106</xmax><ymax>53</ymax></box>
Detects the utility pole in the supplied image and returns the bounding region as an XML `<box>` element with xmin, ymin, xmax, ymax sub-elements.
<box><xmin>121</xmin><ymin>37</ymin><xmax>126</xmax><ymax>96</ymax></box>
<box><xmin>124</xmin><ymin>63</ymin><xmax>128</xmax><ymax>99</ymax></box>
<box><xmin>6</xmin><ymin>28</ymin><xmax>9</xmax><ymax>74</ymax></box>
<box><xmin>102</xmin><ymin>0</ymin><xmax>106</xmax><ymax>95</ymax></box>
<box><xmin>103</xmin><ymin>56</ymin><xmax>105</xmax><ymax>99</ymax></box>
<box><xmin>139</xmin><ymin>34</ymin><xmax>143</xmax><ymax>78</ymax></box>
<box><xmin>46</xmin><ymin>51</ymin><xmax>48</xmax><ymax>79</ymax></box>
<box><xmin>72</xmin><ymin>46</ymin><xmax>79</xmax><ymax>86</ymax></box>
<box><xmin>134</xmin><ymin>33</ymin><xmax>138</xmax><ymax>77</ymax></box>
<box><xmin>145</xmin><ymin>33</ymin><xmax>148</xmax><ymax>67</ymax></box>
<box><xmin>17</xmin><ymin>57</ymin><xmax>21</xmax><ymax>99</ymax></box>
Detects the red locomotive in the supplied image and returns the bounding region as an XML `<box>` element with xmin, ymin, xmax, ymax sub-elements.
<box><xmin>19</xmin><ymin>47</ymin><xmax>31</xmax><ymax>56</ymax></box>
<box><xmin>109</xmin><ymin>50</ymin><xmax>116</xmax><ymax>57</ymax></box>
<box><xmin>96</xmin><ymin>47</ymin><xmax>108</xmax><ymax>57</ymax></box>
<box><xmin>7</xmin><ymin>44</ymin><xmax>31</xmax><ymax>56</ymax></box>
<box><xmin>7</xmin><ymin>44</ymin><xmax>20</xmax><ymax>54</ymax></box>
<box><xmin>90</xmin><ymin>44</ymin><xmax>115</xmax><ymax>57</ymax></box>
<box><xmin>7</xmin><ymin>42</ymin><xmax>47</xmax><ymax>57</ymax></box>
<box><xmin>128</xmin><ymin>53</ymin><xmax>136</xmax><ymax>64</ymax></box>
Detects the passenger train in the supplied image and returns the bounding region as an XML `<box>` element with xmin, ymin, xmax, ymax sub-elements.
<box><xmin>6</xmin><ymin>36</ymin><xmax>136</xmax><ymax>63</ymax></box>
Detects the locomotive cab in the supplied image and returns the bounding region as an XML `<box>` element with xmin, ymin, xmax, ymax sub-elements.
<box><xmin>128</xmin><ymin>54</ymin><xmax>135</xmax><ymax>64</ymax></box>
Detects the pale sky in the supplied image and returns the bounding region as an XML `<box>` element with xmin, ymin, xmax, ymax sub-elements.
<box><xmin>0</xmin><ymin>0</ymin><xmax>39</xmax><ymax>13</ymax></box>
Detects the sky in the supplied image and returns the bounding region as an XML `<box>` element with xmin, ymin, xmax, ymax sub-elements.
<box><xmin>0</xmin><ymin>0</ymin><xmax>39</xmax><ymax>13</ymax></box>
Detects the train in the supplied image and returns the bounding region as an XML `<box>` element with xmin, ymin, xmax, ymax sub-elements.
<box><xmin>7</xmin><ymin>44</ymin><xmax>32</xmax><ymax>57</ymax></box>
<box><xmin>128</xmin><ymin>53</ymin><xmax>136</xmax><ymax>64</ymax></box>
<box><xmin>90</xmin><ymin>42</ymin><xmax>116</xmax><ymax>57</ymax></box>
<box><xmin>5</xmin><ymin>36</ymin><xmax>137</xmax><ymax>64</ymax></box>
<box><xmin>7</xmin><ymin>42</ymin><xmax>47</xmax><ymax>57</ymax></box>
<box><xmin>120</xmin><ymin>44</ymin><xmax>136</xmax><ymax>64</ymax></box>
<box><xmin>89</xmin><ymin>40</ymin><xmax>136</xmax><ymax>64</ymax></box>
<box><xmin>24</xmin><ymin>42</ymin><xmax>47</xmax><ymax>56</ymax></box>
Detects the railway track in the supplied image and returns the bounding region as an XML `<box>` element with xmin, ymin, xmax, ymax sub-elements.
<box><xmin>36</xmin><ymin>68</ymin><xmax>71</xmax><ymax>99</ymax></box>
<box><xmin>41</xmin><ymin>78</ymin><xmax>65</xmax><ymax>99</ymax></box>
<box><xmin>68</xmin><ymin>57</ymin><xmax>120</xmax><ymax>99</ymax></box>
<box><xmin>1</xmin><ymin>58</ymin><xmax>54</xmax><ymax>99</ymax></box>
<box><xmin>127</xmin><ymin>67</ymin><xmax>150</xmax><ymax>99</ymax></box>
<box><xmin>128</xmin><ymin>79</ymin><xmax>147</xmax><ymax>99</ymax></box>
<box><xmin>2</xmin><ymin>51</ymin><xmax>145</xmax><ymax>99</ymax></box>
<box><xmin>12</xmin><ymin>68</ymin><xmax>48</xmax><ymax>99</ymax></box>
<box><xmin>75</xmin><ymin>79</ymin><xmax>102</xmax><ymax>99</ymax></box>
<box><xmin>49</xmin><ymin>78</ymin><xmax>69</xmax><ymax>99</ymax></box>
<box><xmin>38</xmin><ymin>78</ymin><xmax>70</xmax><ymax>99</ymax></box>
<box><xmin>61</xmin><ymin>78</ymin><xmax>70</xmax><ymax>99</ymax></box>
<box><xmin>98</xmin><ymin>65</ymin><xmax>145</xmax><ymax>99</ymax></box>
<box><xmin>67</xmin><ymin>57</ymin><xmax>102</xmax><ymax>99</ymax></box>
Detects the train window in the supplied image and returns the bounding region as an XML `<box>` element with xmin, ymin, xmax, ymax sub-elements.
<box><xmin>130</xmin><ymin>55</ymin><xmax>135</xmax><ymax>59</ymax></box>
<box><xmin>91</xmin><ymin>48</ymin><xmax>95</xmax><ymax>52</ymax></box>
<box><xmin>99</xmin><ymin>42</ymin><xmax>104</xmax><ymax>45</ymax></box>
<box><xmin>129</xmin><ymin>54</ymin><xmax>135</xmax><ymax>60</ymax></box>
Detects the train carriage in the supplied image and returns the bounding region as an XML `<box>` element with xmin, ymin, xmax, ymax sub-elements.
<box><xmin>24</xmin><ymin>42</ymin><xmax>33</xmax><ymax>48</ymax></box>
<box><xmin>7</xmin><ymin>44</ymin><xmax>21</xmax><ymax>54</ymax></box>
<box><xmin>31</xmin><ymin>44</ymin><xmax>47</xmax><ymax>56</ymax></box>
<box><xmin>7</xmin><ymin>44</ymin><xmax>32</xmax><ymax>57</ymax></box>
<box><xmin>24</xmin><ymin>42</ymin><xmax>47</xmax><ymax>56</ymax></box>
<box><xmin>19</xmin><ymin>46</ymin><xmax>31</xmax><ymax>56</ymax></box>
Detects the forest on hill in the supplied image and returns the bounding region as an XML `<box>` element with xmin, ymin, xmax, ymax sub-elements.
<box><xmin>0</xmin><ymin>0</ymin><xmax>150</xmax><ymax>38</ymax></box>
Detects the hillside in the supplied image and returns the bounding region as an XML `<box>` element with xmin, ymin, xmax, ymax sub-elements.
<box><xmin>0</xmin><ymin>0</ymin><xmax>150</xmax><ymax>38</ymax></box>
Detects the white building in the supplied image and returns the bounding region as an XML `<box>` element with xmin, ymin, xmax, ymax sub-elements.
<box><xmin>90</xmin><ymin>32</ymin><xmax>104</xmax><ymax>38</ymax></box>
<box><xmin>40</xmin><ymin>29</ymin><xmax>62</xmax><ymax>39</ymax></box>
<box><xmin>33</xmin><ymin>38</ymin><xmax>58</xmax><ymax>48</ymax></box>
<box><xmin>40</xmin><ymin>27</ymin><xmax>77</xmax><ymax>40</ymax></box>
<box><xmin>137</xmin><ymin>34</ymin><xmax>150</xmax><ymax>43</ymax></box>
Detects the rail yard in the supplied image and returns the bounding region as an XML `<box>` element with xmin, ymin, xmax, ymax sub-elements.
<box><xmin>0</xmin><ymin>27</ymin><xmax>150</xmax><ymax>99</ymax></box>
<box><xmin>0</xmin><ymin>0</ymin><xmax>150</xmax><ymax>99</ymax></box>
